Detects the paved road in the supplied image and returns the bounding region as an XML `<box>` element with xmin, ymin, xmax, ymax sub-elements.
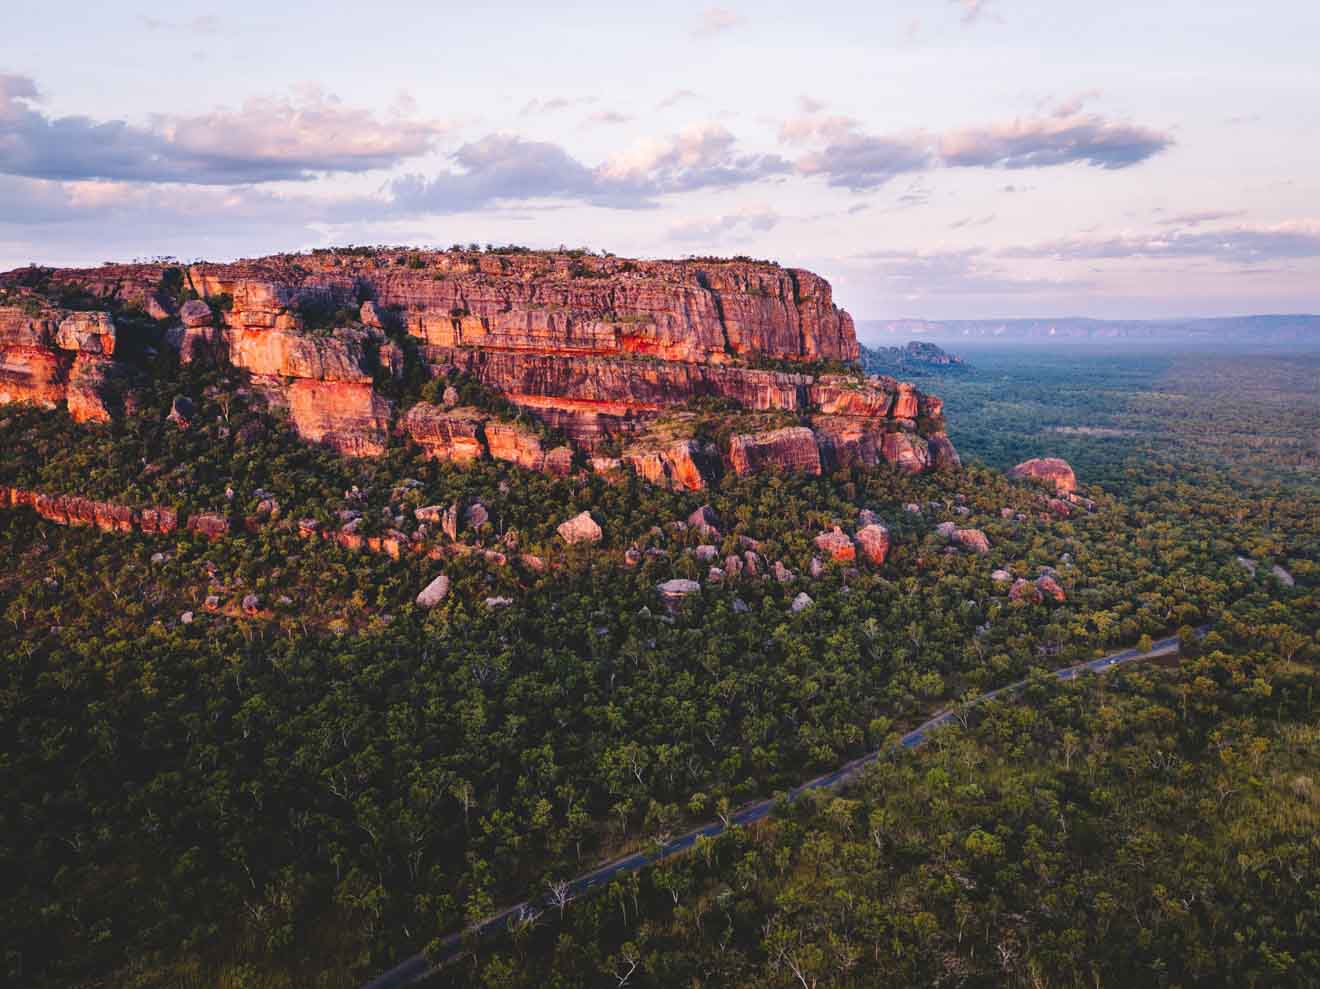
<box><xmin>360</xmin><ymin>632</ymin><xmax>1192</xmax><ymax>989</ymax></box>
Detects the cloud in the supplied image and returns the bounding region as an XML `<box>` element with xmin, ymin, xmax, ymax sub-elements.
<box><xmin>953</xmin><ymin>0</ymin><xmax>994</xmax><ymax>24</ymax></box>
<box><xmin>1003</xmin><ymin>222</ymin><xmax>1320</xmax><ymax>264</ymax></box>
<box><xmin>140</xmin><ymin>14</ymin><xmax>222</xmax><ymax>33</ymax></box>
<box><xmin>386</xmin><ymin>124</ymin><xmax>790</xmax><ymax>214</ymax></box>
<box><xmin>797</xmin><ymin>132</ymin><xmax>933</xmax><ymax>190</ymax></box>
<box><xmin>520</xmin><ymin>96</ymin><xmax>596</xmax><ymax>116</ymax></box>
<box><xmin>656</xmin><ymin>89</ymin><xmax>698</xmax><ymax>110</ymax></box>
<box><xmin>692</xmin><ymin>6</ymin><xmax>743</xmax><ymax>37</ymax></box>
<box><xmin>668</xmin><ymin>203</ymin><xmax>780</xmax><ymax>242</ymax></box>
<box><xmin>939</xmin><ymin>101</ymin><xmax>1172</xmax><ymax>170</ymax></box>
<box><xmin>586</xmin><ymin>110</ymin><xmax>634</xmax><ymax>126</ymax></box>
<box><xmin>1154</xmin><ymin>208</ymin><xmax>1245</xmax><ymax>227</ymax></box>
<box><xmin>782</xmin><ymin>96</ymin><xmax>1170</xmax><ymax>191</ymax></box>
<box><xmin>0</xmin><ymin>74</ymin><xmax>447</xmax><ymax>185</ymax></box>
<box><xmin>949</xmin><ymin>213</ymin><xmax>996</xmax><ymax>229</ymax></box>
<box><xmin>855</xmin><ymin>247</ymin><xmax>1094</xmax><ymax>297</ymax></box>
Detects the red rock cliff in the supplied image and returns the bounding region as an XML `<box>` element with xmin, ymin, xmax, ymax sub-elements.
<box><xmin>1</xmin><ymin>248</ymin><xmax>956</xmax><ymax>486</ymax></box>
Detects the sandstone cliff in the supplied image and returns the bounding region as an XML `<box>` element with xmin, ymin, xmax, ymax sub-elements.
<box><xmin>0</xmin><ymin>248</ymin><xmax>956</xmax><ymax>486</ymax></box>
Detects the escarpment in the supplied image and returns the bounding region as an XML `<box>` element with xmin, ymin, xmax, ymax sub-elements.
<box><xmin>0</xmin><ymin>248</ymin><xmax>957</xmax><ymax>487</ymax></box>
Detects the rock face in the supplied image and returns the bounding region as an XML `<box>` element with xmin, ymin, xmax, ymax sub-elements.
<box><xmin>1008</xmin><ymin>458</ymin><xmax>1077</xmax><ymax>495</ymax></box>
<box><xmin>1</xmin><ymin>249</ymin><xmax>957</xmax><ymax>482</ymax></box>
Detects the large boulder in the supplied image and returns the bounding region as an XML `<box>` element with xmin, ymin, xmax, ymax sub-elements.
<box><xmin>814</xmin><ymin>527</ymin><xmax>856</xmax><ymax>563</ymax></box>
<box><xmin>1008</xmin><ymin>457</ymin><xmax>1077</xmax><ymax>495</ymax></box>
<box><xmin>557</xmin><ymin>510</ymin><xmax>602</xmax><ymax>545</ymax></box>
<box><xmin>657</xmin><ymin>578</ymin><xmax>702</xmax><ymax>611</ymax></box>
<box><xmin>416</xmin><ymin>574</ymin><xmax>451</xmax><ymax>608</ymax></box>
<box><xmin>855</xmin><ymin>523</ymin><xmax>890</xmax><ymax>565</ymax></box>
<box><xmin>1036</xmin><ymin>574</ymin><xmax>1066</xmax><ymax>602</ymax></box>
<box><xmin>952</xmin><ymin>529</ymin><xmax>991</xmax><ymax>555</ymax></box>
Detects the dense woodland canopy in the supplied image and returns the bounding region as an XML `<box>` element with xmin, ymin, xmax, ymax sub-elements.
<box><xmin>0</xmin><ymin>347</ymin><xmax>1316</xmax><ymax>988</ymax></box>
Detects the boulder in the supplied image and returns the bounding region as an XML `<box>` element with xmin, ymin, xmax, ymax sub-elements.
<box><xmin>854</xmin><ymin>523</ymin><xmax>890</xmax><ymax>565</ymax></box>
<box><xmin>657</xmin><ymin>578</ymin><xmax>702</xmax><ymax>611</ymax></box>
<box><xmin>808</xmin><ymin>556</ymin><xmax>825</xmax><ymax>579</ymax></box>
<box><xmin>772</xmin><ymin>560</ymin><xmax>796</xmax><ymax>583</ymax></box>
<box><xmin>1007</xmin><ymin>457</ymin><xmax>1077</xmax><ymax>495</ymax></box>
<box><xmin>814</xmin><ymin>526</ymin><xmax>856</xmax><ymax>563</ymax></box>
<box><xmin>484</xmin><ymin>596</ymin><xmax>513</xmax><ymax>609</ymax></box>
<box><xmin>463</xmin><ymin>502</ymin><xmax>489</xmax><ymax>529</ymax></box>
<box><xmin>687</xmin><ymin>504</ymin><xmax>721</xmax><ymax>534</ymax></box>
<box><xmin>1036</xmin><ymin>574</ymin><xmax>1066</xmax><ymax>602</ymax></box>
<box><xmin>558</xmin><ymin>510</ymin><xmax>602</xmax><ymax>545</ymax></box>
<box><xmin>991</xmin><ymin>569</ymin><xmax>1013</xmax><ymax>582</ymax></box>
<box><xmin>166</xmin><ymin>395</ymin><xmax>194</xmax><ymax>429</ymax></box>
<box><xmin>694</xmin><ymin>545</ymin><xmax>720</xmax><ymax>563</ymax></box>
<box><xmin>935</xmin><ymin>521</ymin><xmax>958</xmax><ymax>540</ymax></box>
<box><xmin>952</xmin><ymin>529</ymin><xmax>991</xmax><ymax>555</ymax></box>
<box><xmin>416</xmin><ymin>574</ymin><xmax>451</xmax><ymax>607</ymax></box>
<box><xmin>1009</xmin><ymin>578</ymin><xmax>1043</xmax><ymax>604</ymax></box>
<box><xmin>1272</xmin><ymin>565</ymin><xmax>1295</xmax><ymax>587</ymax></box>
<box><xmin>791</xmin><ymin>591</ymin><xmax>814</xmax><ymax>613</ymax></box>
<box><xmin>241</xmin><ymin>593</ymin><xmax>261</xmax><ymax>614</ymax></box>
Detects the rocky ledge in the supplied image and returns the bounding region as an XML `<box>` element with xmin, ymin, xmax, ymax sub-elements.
<box><xmin>0</xmin><ymin>248</ymin><xmax>957</xmax><ymax>487</ymax></box>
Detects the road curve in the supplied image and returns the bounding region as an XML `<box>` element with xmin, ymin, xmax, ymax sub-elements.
<box><xmin>360</xmin><ymin>632</ymin><xmax>1193</xmax><ymax>989</ymax></box>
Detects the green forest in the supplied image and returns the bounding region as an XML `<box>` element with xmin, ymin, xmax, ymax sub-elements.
<box><xmin>1</xmin><ymin>347</ymin><xmax>1316</xmax><ymax>988</ymax></box>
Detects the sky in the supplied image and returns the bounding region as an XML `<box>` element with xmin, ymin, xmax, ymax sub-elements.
<box><xmin>3</xmin><ymin>0</ymin><xmax>1318</xmax><ymax>320</ymax></box>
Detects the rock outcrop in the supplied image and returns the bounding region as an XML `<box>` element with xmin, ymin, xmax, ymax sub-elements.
<box><xmin>557</xmin><ymin>511</ymin><xmax>602</xmax><ymax>545</ymax></box>
<box><xmin>2</xmin><ymin>249</ymin><xmax>958</xmax><ymax>483</ymax></box>
<box><xmin>1008</xmin><ymin>458</ymin><xmax>1077</xmax><ymax>495</ymax></box>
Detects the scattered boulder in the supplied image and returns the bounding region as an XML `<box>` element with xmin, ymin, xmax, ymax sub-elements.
<box><xmin>1008</xmin><ymin>457</ymin><xmax>1077</xmax><ymax>495</ymax></box>
<box><xmin>724</xmin><ymin>554</ymin><xmax>743</xmax><ymax>578</ymax></box>
<box><xmin>733</xmin><ymin>598</ymin><xmax>750</xmax><ymax>614</ymax></box>
<box><xmin>952</xmin><ymin>529</ymin><xmax>991</xmax><ymax>555</ymax></box>
<box><xmin>416</xmin><ymin>574</ymin><xmax>451</xmax><ymax>608</ymax></box>
<box><xmin>624</xmin><ymin>548</ymin><xmax>642</xmax><ymax>567</ymax></box>
<box><xmin>904</xmin><ymin>503</ymin><xmax>921</xmax><ymax>514</ymax></box>
<box><xmin>1235</xmin><ymin>556</ymin><xmax>1258</xmax><ymax>576</ymax></box>
<box><xmin>442</xmin><ymin>385</ymin><xmax>461</xmax><ymax>408</ymax></box>
<box><xmin>791</xmin><ymin>592</ymin><xmax>814</xmax><ymax>613</ymax></box>
<box><xmin>544</xmin><ymin>446</ymin><xmax>574</xmax><ymax>477</ymax></box>
<box><xmin>772</xmin><ymin>560</ymin><xmax>795</xmax><ymax>583</ymax></box>
<box><xmin>1036</xmin><ymin>574</ymin><xmax>1066</xmax><ymax>602</ymax></box>
<box><xmin>855</xmin><ymin>523</ymin><xmax>890</xmax><ymax>566</ymax></box>
<box><xmin>180</xmin><ymin>611</ymin><xmax>194</xmax><ymax>625</ymax></box>
<box><xmin>991</xmin><ymin>569</ymin><xmax>1013</xmax><ymax>582</ymax></box>
<box><xmin>241</xmin><ymin>594</ymin><xmax>261</xmax><ymax>614</ymax></box>
<box><xmin>520</xmin><ymin>553</ymin><xmax>547</xmax><ymax>574</ymax></box>
<box><xmin>808</xmin><ymin>556</ymin><xmax>825</xmax><ymax>579</ymax></box>
<box><xmin>166</xmin><ymin>395</ymin><xmax>194</xmax><ymax>429</ymax></box>
<box><xmin>743</xmin><ymin>550</ymin><xmax>761</xmax><ymax>577</ymax></box>
<box><xmin>694</xmin><ymin>545</ymin><xmax>720</xmax><ymax>563</ymax></box>
<box><xmin>707</xmin><ymin>566</ymin><xmax>725</xmax><ymax>583</ymax></box>
<box><xmin>814</xmin><ymin>527</ymin><xmax>856</xmax><ymax>563</ymax></box>
<box><xmin>558</xmin><ymin>510</ymin><xmax>602</xmax><ymax>545</ymax></box>
<box><xmin>484</xmin><ymin>596</ymin><xmax>513</xmax><ymax>609</ymax></box>
<box><xmin>1009</xmin><ymin>578</ymin><xmax>1043</xmax><ymax>604</ymax></box>
<box><xmin>1272</xmin><ymin>564</ymin><xmax>1295</xmax><ymax>587</ymax></box>
<box><xmin>657</xmin><ymin>578</ymin><xmax>702</xmax><ymax>611</ymax></box>
<box><xmin>687</xmin><ymin>504</ymin><xmax>721</xmax><ymax>537</ymax></box>
<box><xmin>463</xmin><ymin>502</ymin><xmax>490</xmax><ymax>530</ymax></box>
<box><xmin>858</xmin><ymin>508</ymin><xmax>880</xmax><ymax>526</ymax></box>
<box><xmin>204</xmin><ymin>595</ymin><xmax>220</xmax><ymax>610</ymax></box>
<box><xmin>935</xmin><ymin>521</ymin><xmax>958</xmax><ymax>540</ymax></box>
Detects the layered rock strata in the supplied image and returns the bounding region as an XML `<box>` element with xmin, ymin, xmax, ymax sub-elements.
<box><xmin>1</xmin><ymin>250</ymin><xmax>958</xmax><ymax>485</ymax></box>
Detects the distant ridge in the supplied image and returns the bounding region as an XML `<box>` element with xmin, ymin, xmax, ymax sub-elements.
<box><xmin>859</xmin><ymin>314</ymin><xmax>1320</xmax><ymax>348</ymax></box>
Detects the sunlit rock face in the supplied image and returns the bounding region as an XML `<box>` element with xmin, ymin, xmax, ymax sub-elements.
<box><xmin>1</xmin><ymin>249</ymin><xmax>959</xmax><ymax>481</ymax></box>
